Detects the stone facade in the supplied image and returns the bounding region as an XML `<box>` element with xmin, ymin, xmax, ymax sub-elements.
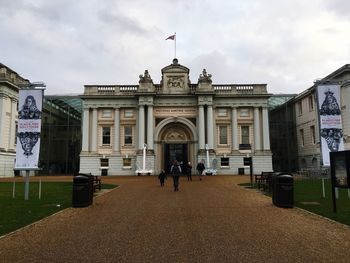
<box><xmin>293</xmin><ymin>64</ymin><xmax>350</xmax><ymax>170</ymax></box>
<box><xmin>80</xmin><ymin>59</ymin><xmax>273</xmax><ymax>175</ymax></box>
<box><xmin>0</xmin><ymin>64</ymin><xmax>30</xmax><ymax>177</ymax></box>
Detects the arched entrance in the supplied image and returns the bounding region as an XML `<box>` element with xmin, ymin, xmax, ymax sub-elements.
<box><xmin>154</xmin><ymin>117</ymin><xmax>197</xmax><ymax>174</ymax></box>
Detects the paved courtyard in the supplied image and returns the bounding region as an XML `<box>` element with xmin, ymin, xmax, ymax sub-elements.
<box><xmin>0</xmin><ymin>175</ymin><xmax>349</xmax><ymax>262</ymax></box>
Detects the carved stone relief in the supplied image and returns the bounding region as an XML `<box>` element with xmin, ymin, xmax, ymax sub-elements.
<box><xmin>167</xmin><ymin>76</ymin><xmax>184</xmax><ymax>89</ymax></box>
<box><xmin>164</xmin><ymin>129</ymin><xmax>187</xmax><ymax>141</ymax></box>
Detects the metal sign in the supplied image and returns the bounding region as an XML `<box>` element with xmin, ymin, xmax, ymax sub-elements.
<box><xmin>330</xmin><ymin>150</ymin><xmax>350</xmax><ymax>212</ymax></box>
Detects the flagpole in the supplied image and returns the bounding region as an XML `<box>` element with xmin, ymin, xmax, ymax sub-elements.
<box><xmin>174</xmin><ymin>32</ymin><xmax>176</xmax><ymax>58</ymax></box>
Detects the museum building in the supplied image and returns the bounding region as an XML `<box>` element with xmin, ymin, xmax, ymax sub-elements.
<box><xmin>79</xmin><ymin>59</ymin><xmax>273</xmax><ymax>176</ymax></box>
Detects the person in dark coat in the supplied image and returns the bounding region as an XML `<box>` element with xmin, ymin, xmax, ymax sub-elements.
<box><xmin>187</xmin><ymin>162</ymin><xmax>192</xmax><ymax>181</ymax></box>
<box><xmin>196</xmin><ymin>161</ymin><xmax>205</xmax><ymax>181</ymax></box>
<box><xmin>170</xmin><ymin>160</ymin><xmax>182</xmax><ymax>191</ymax></box>
<box><xmin>158</xmin><ymin>169</ymin><xmax>167</xmax><ymax>187</ymax></box>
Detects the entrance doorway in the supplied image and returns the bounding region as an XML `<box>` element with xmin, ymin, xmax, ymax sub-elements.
<box><xmin>164</xmin><ymin>143</ymin><xmax>188</xmax><ymax>174</ymax></box>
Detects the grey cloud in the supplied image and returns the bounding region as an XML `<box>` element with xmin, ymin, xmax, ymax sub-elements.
<box><xmin>325</xmin><ymin>0</ymin><xmax>350</xmax><ymax>16</ymax></box>
<box><xmin>98</xmin><ymin>8</ymin><xmax>148</xmax><ymax>36</ymax></box>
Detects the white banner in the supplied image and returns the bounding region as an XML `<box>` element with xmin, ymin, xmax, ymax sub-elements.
<box><xmin>317</xmin><ymin>85</ymin><xmax>344</xmax><ymax>166</ymax></box>
<box><xmin>15</xmin><ymin>89</ymin><xmax>43</xmax><ymax>169</ymax></box>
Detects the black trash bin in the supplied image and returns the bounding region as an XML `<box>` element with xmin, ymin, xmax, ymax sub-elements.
<box><xmin>72</xmin><ymin>175</ymin><xmax>93</xmax><ymax>207</ymax></box>
<box><xmin>238</xmin><ymin>168</ymin><xmax>245</xmax><ymax>175</ymax></box>
<box><xmin>272</xmin><ymin>173</ymin><xmax>293</xmax><ymax>208</ymax></box>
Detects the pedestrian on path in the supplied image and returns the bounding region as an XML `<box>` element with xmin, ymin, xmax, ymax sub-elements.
<box><xmin>170</xmin><ymin>160</ymin><xmax>181</xmax><ymax>191</ymax></box>
<box><xmin>187</xmin><ymin>162</ymin><xmax>192</xmax><ymax>181</ymax></box>
<box><xmin>158</xmin><ymin>169</ymin><xmax>167</xmax><ymax>187</ymax></box>
<box><xmin>196</xmin><ymin>161</ymin><xmax>205</xmax><ymax>181</ymax></box>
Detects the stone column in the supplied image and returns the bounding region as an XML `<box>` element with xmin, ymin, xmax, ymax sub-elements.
<box><xmin>207</xmin><ymin>105</ymin><xmax>214</xmax><ymax>149</ymax></box>
<box><xmin>254</xmin><ymin>107</ymin><xmax>261</xmax><ymax>151</ymax></box>
<box><xmin>231</xmin><ymin>107</ymin><xmax>238</xmax><ymax>151</ymax></box>
<box><xmin>114</xmin><ymin>108</ymin><xmax>120</xmax><ymax>152</ymax></box>
<box><xmin>91</xmin><ymin>108</ymin><xmax>98</xmax><ymax>152</ymax></box>
<box><xmin>82</xmin><ymin>107</ymin><xmax>90</xmax><ymax>152</ymax></box>
<box><xmin>138</xmin><ymin>105</ymin><xmax>145</xmax><ymax>150</ymax></box>
<box><xmin>262</xmin><ymin>107</ymin><xmax>270</xmax><ymax>150</ymax></box>
<box><xmin>0</xmin><ymin>96</ymin><xmax>5</xmax><ymax>149</ymax></box>
<box><xmin>9</xmin><ymin>99</ymin><xmax>17</xmax><ymax>150</ymax></box>
<box><xmin>147</xmin><ymin>105</ymin><xmax>154</xmax><ymax>150</ymax></box>
<box><xmin>198</xmin><ymin>105</ymin><xmax>205</xmax><ymax>150</ymax></box>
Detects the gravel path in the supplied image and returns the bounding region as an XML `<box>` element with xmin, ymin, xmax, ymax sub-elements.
<box><xmin>0</xmin><ymin>175</ymin><xmax>349</xmax><ymax>262</ymax></box>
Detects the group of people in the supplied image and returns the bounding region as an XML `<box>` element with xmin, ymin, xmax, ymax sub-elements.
<box><xmin>158</xmin><ymin>160</ymin><xmax>206</xmax><ymax>191</ymax></box>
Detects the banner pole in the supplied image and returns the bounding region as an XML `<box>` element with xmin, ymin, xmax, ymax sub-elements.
<box><xmin>39</xmin><ymin>179</ymin><xmax>42</xmax><ymax>199</ymax></box>
<box><xmin>24</xmin><ymin>170</ymin><xmax>30</xmax><ymax>200</ymax></box>
<box><xmin>322</xmin><ymin>178</ymin><xmax>325</xmax><ymax>198</ymax></box>
<box><xmin>12</xmin><ymin>180</ymin><xmax>16</xmax><ymax>198</ymax></box>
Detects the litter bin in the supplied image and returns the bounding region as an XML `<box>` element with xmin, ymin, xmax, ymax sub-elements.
<box><xmin>72</xmin><ymin>175</ymin><xmax>93</xmax><ymax>207</ymax></box>
<box><xmin>238</xmin><ymin>168</ymin><xmax>245</xmax><ymax>175</ymax></box>
<box><xmin>272</xmin><ymin>173</ymin><xmax>293</xmax><ymax>208</ymax></box>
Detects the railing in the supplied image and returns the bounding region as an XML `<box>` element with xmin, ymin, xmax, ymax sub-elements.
<box><xmin>0</xmin><ymin>72</ymin><xmax>29</xmax><ymax>85</ymax></box>
<box><xmin>84</xmin><ymin>85</ymin><xmax>138</xmax><ymax>95</ymax></box>
<box><xmin>85</xmin><ymin>84</ymin><xmax>267</xmax><ymax>95</ymax></box>
<box><xmin>213</xmin><ymin>84</ymin><xmax>267</xmax><ymax>94</ymax></box>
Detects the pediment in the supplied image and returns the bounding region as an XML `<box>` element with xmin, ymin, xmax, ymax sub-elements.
<box><xmin>160</xmin><ymin>59</ymin><xmax>191</xmax><ymax>94</ymax></box>
<box><xmin>161</xmin><ymin>58</ymin><xmax>190</xmax><ymax>74</ymax></box>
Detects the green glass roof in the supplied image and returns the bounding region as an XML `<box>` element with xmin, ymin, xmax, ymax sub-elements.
<box><xmin>44</xmin><ymin>95</ymin><xmax>82</xmax><ymax>118</ymax></box>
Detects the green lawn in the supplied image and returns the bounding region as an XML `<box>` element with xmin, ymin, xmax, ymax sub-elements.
<box><xmin>0</xmin><ymin>181</ymin><xmax>116</xmax><ymax>236</ymax></box>
<box><xmin>294</xmin><ymin>179</ymin><xmax>350</xmax><ymax>226</ymax></box>
<box><xmin>239</xmin><ymin>178</ymin><xmax>350</xmax><ymax>226</ymax></box>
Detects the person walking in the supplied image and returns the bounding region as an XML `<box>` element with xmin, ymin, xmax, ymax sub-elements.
<box><xmin>170</xmin><ymin>160</ymin><xmax>181</xmax><ymax>191</ymax></box>
<box><xmin>187</xmin><ymin>162</ymin><xmax>192</xmax><ymax>181</ymax></box>
<box><xmin>196</xmin><ymin>161</ymin><xmax>205</xmax><ymax>181</ymax></box>
<box><xmin>158</xmin><ymin>169</ymin><xmax>167</xmax><ymax>187</ymax></box>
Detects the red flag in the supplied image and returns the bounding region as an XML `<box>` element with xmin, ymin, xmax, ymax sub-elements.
<box><xmin>166</xmin><ymin>34</ymin><xmax>175</xmax><ymax>40</ymax></box>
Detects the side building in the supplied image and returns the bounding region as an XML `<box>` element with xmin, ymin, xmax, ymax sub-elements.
<box><xmin>0</xmin><ymin>64</ymin><xmax>30</xmax><ymax>177</ymax></box>
<box><xmin>270</xmin><ymin>64</ymin><xmax>350</xmax><ymax>172</ymax></box>
<box><xmin>79</xmin><ymin>59</ymin><xmax>273</xmax><ymax>176</ymax></box>
<box><xmin>294</xmin><ymin>64</ymin><xmax>350</xmax><ymax>170</ymax></box>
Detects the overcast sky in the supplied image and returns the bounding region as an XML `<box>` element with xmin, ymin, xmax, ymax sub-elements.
<box><xmin>1</xmin><ymin>0</ymin><xmax>349</xmax><ymax>95</ymax></box>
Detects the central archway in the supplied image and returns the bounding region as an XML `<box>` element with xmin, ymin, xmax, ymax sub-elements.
<box><xmin>154</xmin><ymin>117</ymin><xmax>198</xmax><ymax>174</ymax></box>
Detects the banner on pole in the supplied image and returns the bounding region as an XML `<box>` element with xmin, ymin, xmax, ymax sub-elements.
<box><xmin>15</xmin><ymin>89</ymin><xmax>43</xmax><ymax>169</ymax></box>
<box><xmin>317</xmin><ymin>84</ymin><xmax>344</xmax><ymax>166</ymax></box>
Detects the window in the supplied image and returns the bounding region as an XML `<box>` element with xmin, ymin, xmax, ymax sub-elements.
<box><xmin>221</xmin><ymin>157</ymin><xmax>229</xmax><ymax>167</ymax></box>
<box><xmin>310</xmin><ymin>126</ymin><xmax>315</xmax><ymax>144</ymax></box>
<box><xmin>240</xmin><ymin>109</ymin><xmax>249</xmax><ymax>117</ymax></box>
<box><xmin>219</xmin><ymin>126</ymin><xmax>228</xmax><ymax>144</ymax></box>
<box><xmin>124</xmin><ymin>109</ymin><xmax>134</xmax><ymax>118</ymax></box>
<box><xmin>300</xmin><ymin>129</ymin><xmax>304</xmax><ymax>146</ymax></box>
<box><xmin>308</xmin><ymin>96</ymin><xmax>314</xmax><ymax>111</ymax></box>
<box><xmin>241</xmin><ymin>126</ymin><xmax>250</xmax><ymax>144</ymax></box>
<box><xmin>102</xmin><ymin>127</ymin><xmax>111</xmax><ymax>145</ymax></box>
<box><xmin>124</xmin><ymin>126</ymin><xmax>133</xmax><ymax>145</ymax></box>
<box><xmin>123</xmin><ymin>158</ymin><xmax>132</xmax><ymax>167</ymax></box>
<box><xmin>298</xmin><ymin>101</ymin><xmax>303</xmax><ymax>115</ymax></box>
<box><xmin>100</xmin><ymin>158</ymin><xmax>109</xmax><ymax>167</ymax></box>
<box><xmin>102</xmin><ymin>109</ymin><xmax>112</xmax><ymax>118</ymax></box>
<box><xmin>218</xmin><ymin>108</ymin><xmax>227</xmax><ymax>117</ymax></box>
